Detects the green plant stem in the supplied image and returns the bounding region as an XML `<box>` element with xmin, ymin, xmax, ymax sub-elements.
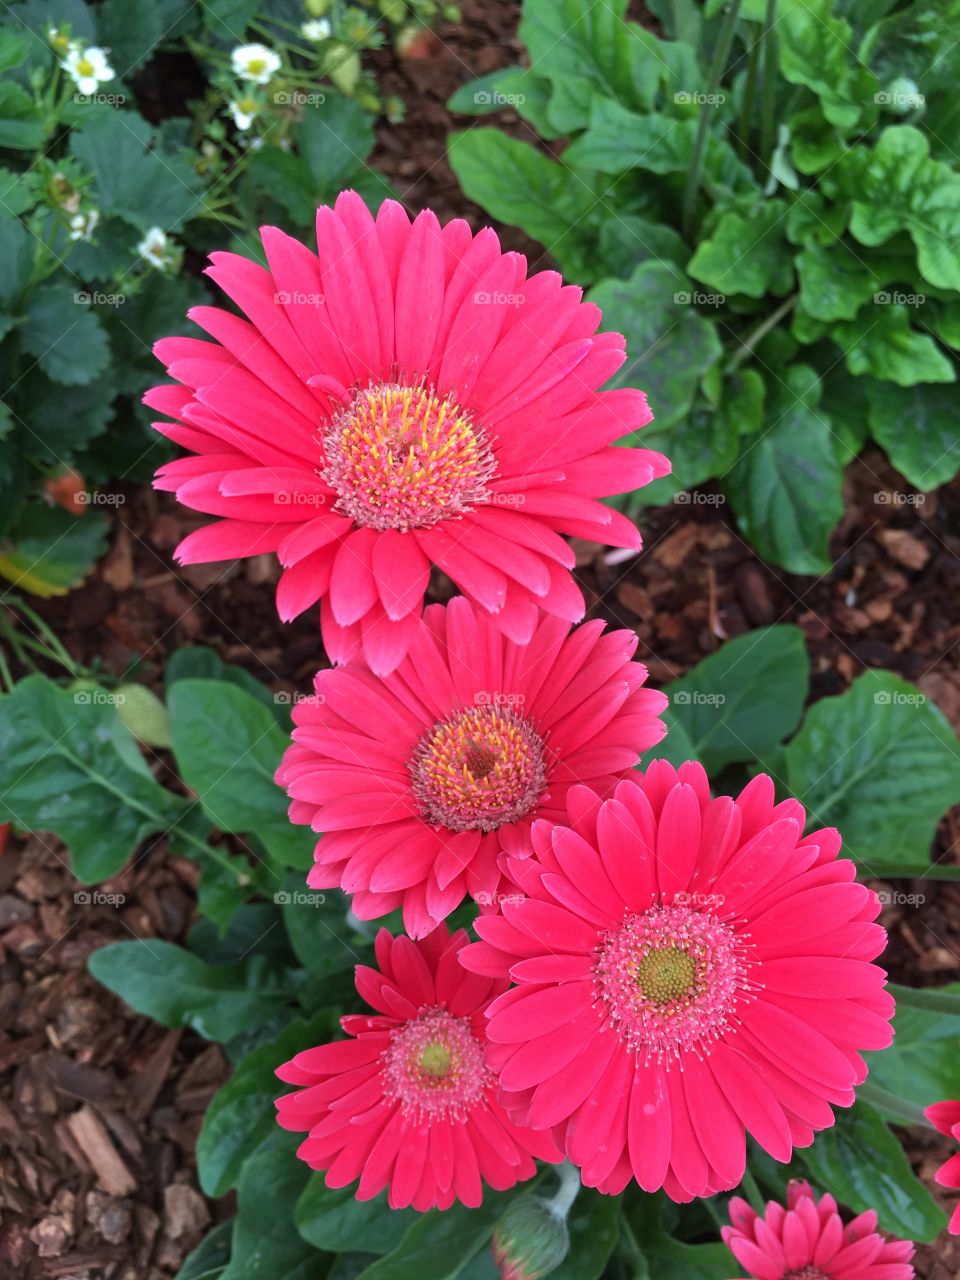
<box><xmin>738</xmin><ymin>27</ymin><xmax>762</xmax><ymax>160</ymax></box>
<box><xmin>725</xmin><ymin>293</ymin><xmax>797</xmax><ymax>372</ymax></box>
<box><xmin>548</xmin><ymin>1160</ymin><xmax>581</xmax><ymax>1220</ymax></box>
<box><xmin>739</xmin><ymin>1166</ymin><xmax>766</xmax><ymax>1214</ymax></box>
<box><xmin>760</xmin><ymin>0</ymin><xmax>778</xmax><ymax>170</ymax></box>
<box><xmin>888</xmin><ymin>982</ymin><xmax>960</xmax><ymax>1017</ymax></box>
<box><xmin>0</xmin><ymin>645</ymin><xmax>14</xmax><ymax>693</ymax></box>
<box><xmin>681</xmin><ymin>0</ymin><xmax>743</xmax><ymax>239</ymax></box>
<box><xmin>858</xmin><ymin>1080</ymin><xmax>934</xmax><ymax>1128</ymax></box>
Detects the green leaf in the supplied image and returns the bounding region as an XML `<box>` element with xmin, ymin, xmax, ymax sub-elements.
<box><xmin>565</xmin><ymin>99</ymin><xmax>695</xmax><ymax>174</ymax></box>
<box><xmin>281</xmin><ymin>879</ymin><xmax>361</xmax><ymax>982</ymax></box>
<box><xmin>447</xmin><ymin>130</ymin><xmax>598</xmax><ymax>276</ymax></box>
<box><xmin>865</xmin><ymin>982</ymin><xmax>960</xmax><ymax>1110</ymax></box>
<box><xmin>0</xmin><ymin>82</ymin><xmax>45</xmax><ymax>150</ymax></box>
<box><xmin>116</xmin><ymin>683</ymin><xmax>172</xmax><ymax>749</ymax></box>
<box><xmin>221</xmin><ymin>1135</ymin><xmax>315</xmax><ymax>1280</ymax></box>
<box><xmin>95</xmin><ymin>0</ymin><xmax>167</xmax><ymax>72</ymax></box>
<box><xmin>446</xmin><ymin>69</ymin><xmax>561</xmax><ymax>139</ymax></box>
<box><xmin>20</xmin><ymin>282</ymin><xmax>110</xmax><ymax>386</ymax></box>
<box><xmin>0</xmin><ymin>504</ymin><xmax>108</xmax><ymax>597</ymax></box>
<box><xmin>175</xmin><ymin>1221</ymin><xmax>233</xmax><ymax>1280</ymax></box>
<box><xmin>778</xmin><ymin>0</ymin><xmax>877</xmax><ymax>128</ymax></box>
<box><xmin>594</xmin><ymin>216</ymin><xmax>688</xmax><ymax>278</ymax></box>
<box><xmin>784</xmin><ymin>669</ymin><xmax>960</xmax><ymax>869</ymax></box>
<box><xmin>0</xmin><ymin>27</ymin><xmax>32</xmax><ymax>72</ymax></box>
<box><xmin>723</xmin><ymin>365</ymin><xmax>844</xmax><ymax>574</ymax></box>
<box><xmin>296</xmin><ymin>1181</ymin><xmax>418</xmax><ymax>1255</ymax></box>
<box><xmin>866</xmin><ymin>378</ymin><xmax>960</xmax><ymax>488</ymax></box>
<box><xmin>0</xmin><ymin>673</ymin><xmax>186</xmax><ymax>881</ymax></box>
<box><xmin>551</xmin><ymin>1189</ymin><xmax>620</xmax><ymax>1280</ymax></box>
<box><xmin>588</xmin><ymin>261</ymin><xmax>723</xmax><ymax>432</ymax></box>
<box><xmin>642</xmin><ymin>708</ymin><xmax>699</xmax><ymax>771</ymax></box>
<box><xmin>820</xmin><ymin>365</ymin><xmax>870</xmax><ymax>464</ymax></box>
<box><xmin>626</xmin><ymin>1196</ymin><xmax>730</xmax><ymax>1278</ymax></box>
<box><xmin>199</xmin><ymin>1013</ymin><xmax>335</xmax><ymax>1197</ymax></box>
<box><xmin>798</xmin><ymin>1101</ymin><xmax>946</xmax><ymax>1241</ymax></box>
<box><xmin>295</xmin><ymin>92</ymin><xmax>376</xmax><ymax>188</ymax></box>
<box><xmin>70</xmin><ymin>110</ymin><xmax>203</xmax><ymax>232</ymax></box>
<box><xmin>788</xmin><ymin>108</ymin><xmax>845</xmax><ymax>175</ymax></box>
<box><xmin>832</xmin><ymin>303</ymin><xmax>954</xmax><ymax>385</ymax></box>
<box><xmin>0</xmin><ymin>214</ymin><xmax>34</xmax><ymax>307</ymax></box>
<box><xmin>862</xmin><ymin>0</ymin><xmax>960</xmax><ymax>100</ymax></box>
<box><xmin>688</xmin><ymin>202</ymin><xmax>794</xmax><ymax>299</ymax></box>
<box><xmin>665</xmin><ymin>626</ymin><xmax>809</xmax><ymax>773</ymax></box>
<box><xmin>168</xmin><ymin>679</ymin><xmax>312</xmax><ymax>871</ymax></box>
<box><xmin>796</xmin><ymin>242</ymin><xmax>886</xmax><ymax>322</ymax></box>
<box><xmin>165</xmin><ymin>646</ymin><xmax>289</xmax><ymax>726</ymax></box>
<box><xmin>844</xmin><ymin>126</ymin><xmax>960</xmax><ymax>291</ymax></box>
<box><xmin>786</xmin><ymin>190</ymin><xmax>847</xmax><ymax>249</ymax></box>
<box><xmin>89</xmin><ymin>939</ymin><xmax>297</xmax><ymax>1042</ymax></box>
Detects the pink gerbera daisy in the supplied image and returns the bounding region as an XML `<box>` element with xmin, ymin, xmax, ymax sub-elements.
<box><xmin>925</xmin><ymin>1099</ymin><xmax>960</xmax><ymax>1233</ymax></box>
<box><xmin>275</xmin><ymin>596</ymin><xmax>667</xmax><ymax>938</ymax></box>
<box><xmin>722</xmin><ymin>1178</ymin><xmax>915</xmax><ymax>1279</ymax></box>
<box><xmin>149</xmin><ymin>191</ymin><xmax>667</xmax><ymax>674</ymax></box>
<box><xmin>461</xmin><ymin>761</ymin><xmax>895</xmax><ymax>1201</ymax></box>
<box><xmin>274</xmin><ymin>924</ymin><xmax>560</xmax><ymax>1210</ymax></box>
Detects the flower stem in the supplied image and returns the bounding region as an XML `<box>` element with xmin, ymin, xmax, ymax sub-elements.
<box><xmin>759</xmin><ymin>0</ymin><xmax>778</xmax><ymax>171</ymax></box>
<box><xmin>681</xmin><ymin>0</ymin><xmax>743</xmax><ymax>240</ymax></box>
<box><xmin>858</xmin><ymin>1080</ymin><xmax>934</xmax><ymax>1129</ymax></box>
<box><xmin>888</xmin><ymin>982</ymin><xmax>960</xmax><ymax>1018</ymax></box>
<box><xmin>548</xmin><ymin>1160</ymin><xmax>581</xmax><ymax>1221</ymax></box>
<box><xmin>724</xmin><ymin>293</ymin><xmax>797</xmax><ymax>373</ymax></box>
<box><xmin>739</xmin><ymin>1165</ymin><xmax>765</xmax><ymax>1214</ymax></box>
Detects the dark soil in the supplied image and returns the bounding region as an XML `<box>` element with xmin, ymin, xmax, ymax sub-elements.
<box><xmin>1</xmin><ymin>0</ymin><xmax>958</xmax><ymax>1275</ymax></box>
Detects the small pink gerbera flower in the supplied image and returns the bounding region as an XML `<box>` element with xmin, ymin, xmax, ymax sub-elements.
<box><xmin>722</xmin><ymin>1179</ymin><xmax>915</xmax><ymax>1279</ymax></box>
<box><xmin>925</xmin><ymin>1099</ymin><xmax>960</xmax><ymax>1233</ymax></box>
<box><xmin>461</xmin><ymin>761</ymin><xmax>895</xmax><ymax>1201</ymax></box>
<box><xmin>274</xmin><ymin>924</ymin><xmax>560</xmax><ymax>1210</ymax></box>
<box><xmin>149</xmin><ymin>191</ymin><xmax>667</xmax><ymax>674</ymax></box>
<box><xmin>275</xmin><ymin>596</ymin><xmax>667</xmax><ymax>938</ymax></box>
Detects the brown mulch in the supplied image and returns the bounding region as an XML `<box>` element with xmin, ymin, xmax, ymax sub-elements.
<box><xmin>2</xmin><ymin>0</ymin><xmax>959</xmax><ymax>1275</ymax></box>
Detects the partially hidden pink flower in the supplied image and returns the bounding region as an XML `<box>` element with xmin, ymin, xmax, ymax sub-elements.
<box><xmin>460</xmin><ymin>762</ymin><xmax>895</xmax><ymax>1200</ymax></box>
<box><xmin>274</xmin><ymin>924</ymin><xmax>560</xmax><ymax>1210</ymax></box>
<box><xmin>722</xmin><ymin>1179</ymin><xmax>915</xmax><ymax>1279</ymax></box>
<box><xmin>276</xmin><ymin>595</ymin><xmax>667</xmax><ymax>938</ymax></box>
<box><xmin>925</xmin><ymin>1099</ymin><xmax>960</xmax><ymax>1233</ymax></box>
<box><xmin>149</xmin><ymin>190</ymin><xmax>668</xmax><ymax>675</ymax></box>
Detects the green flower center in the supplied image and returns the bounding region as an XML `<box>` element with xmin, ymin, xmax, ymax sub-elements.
<box><xmin>419</xmin><ymin>1041</ymin><xmax>451</xmax><ymax>1079</ymax></box>
<box><xmin>637</xmin><ymin>946</ymin><xmax>698</xmax><ymax>1004</ymax></box>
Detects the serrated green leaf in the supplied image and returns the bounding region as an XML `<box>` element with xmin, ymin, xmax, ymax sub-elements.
<box><xmin>0</xmin><ymin>673</ymin><xmax>186</xmax><ymax>881</ymax></box>
<box><xmin>0</xmin><ymin>81</ymin><xmax>45</xmax><ymax>150</ymax></box>
<box><xmin>20</xmin><ymin>282</ymin><xmax>110</xmax><ymax>386</ymax></box>
<box><xmin>666</xmin><ymin>626</ymin><xmax>809</xmax><ymax>773</ymax></box>
<box><xmin>844</xmin><ymin>126</ymin><xmax>960</xmax><ymax>291</ymax></box>
<box><xmin>798</xmin><ymin>1101</ymin><xmax>946</xmax><ymax>1241</ymax></box>
<box><xmin>832</xmin><ymin>302</ymin><xmax>954</xmax><ymax>385</ymax></box>
<box><xmin>0</xmin><ymin>215</ymin><xmax>34</xmax><ymax>307</ymax></box>
<box><xmin>589</xmin><ymin>261</ymin><xmax>723</xmax><ymax>432</ymax></box>
<box><xmin>784</xmin><ymin>669</ymin><xmax>960</xmax><ymax>868</ymax></box>
<box><xmin>867</xmin><ymin>379</ymin><xmax>960</xmax><ymax>489</ymax></box>
<box><xmin>688</xmin><ymin>201</ymin><xmax>794</xmax><ymax>299</ymax></box>
<box><xmin>865</xmin><ymin>982</ymin><xmax>960</xmax><ymax>1111</ymax></box>
<box><xmin>788</xmin><ymin>108</ymin><xmax>845</xmax><ymax>175</ymax></box>
<box><xmin>723</xmin><ymin>365</ymin><xmax>844</xmax><ymax>573</ymax></box>
<box><xmin>89</xmin><ymin>939</ymin><xmax>298</xmax><ymax>1042</ymax></box>
<box><xmin>594</xmin><ymin>215</ymin><xmax>688</xmax><ymax>278</ymax></box>
<box><xmin>0</xmin><ymin>504</ymin><xmax>108</xmax><ymax>597</ymax></box>
<box><xmin>778</xmin><ymin>0</ymin><xmax>877</xmax><ymax>128</ymax></box>
<box><xmin>796</xmin><ymin>242</ymin><xmax>886</xmax><ymax>322</ymax></box>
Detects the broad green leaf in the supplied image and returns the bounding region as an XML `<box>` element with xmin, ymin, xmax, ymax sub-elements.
<box><xmin>551</xmin><ymin>1189</ymin><xmax>620</xmax><ymax>1280</ymax></box>
<box><xmin>796</xmin><ymin>242</ymin><xmax>886</xmax><ymax>322</ymax></box>
<box><xmin>168</xmin><ymin>679</ymin><xmax>312</xmax><ymax>871</ymax></box>
<box><xmin>798</xmin><ymin>1101</ymin><xmax>946</xmax><ymax>1241</ymax></box>
<box><xmin>666</xmin><ymin>626</ymin><xmax>809</xmax><ymax>773</ymax></box>
<box><xmin>175</xmin><ymin>1221</ymin><xmax>233</xmax><ymax>1280</ymax></box>
<box><xmin>202</xmin><ymin>0</ymin><xmax>259</xmax><ymax>36</ymax></box>
<box><xmin>927</xmin><ymin>299</ymin><xmax>960</xmax><ymax>350</ymax></box>
<box><xmin>589</xmin><ymin>261</ymin><xmax>723</xmax><ymax>432</ymax></box>
<box><xmin>866</xmin><ymin>379</ymin><xmax>960</xmax><ymax>489</ymax></box>
<box><xmin>165</xmin><ymin>647</ymin><xmax>289</xmax><ymax>726</ymax></box>
<box><xmin>595</xmin><ymin>215</ymin><xmax>688</xmax><ymax>277</ymax></box>
<box><xmin>688</xmin><ymin>202</ymin><xmax>794</xmax><ymax>299</ymax></box>
<box><xmin>221</xmin><ymin>1135</ymin><xmax>315</xmax><ymax>1280</ymax></box>
<box><xmin>20</xmin><ymin>282</ymin><xmax>110</xmax><ymax>386</ymax></box>
<box><xmin>862</xmin><ymin>0</ymin><xmax>960</xmax><ymax>100</ymax></box>
<box><xmin>778</xmin><ymin>0</ymin><xmax>877</xmax><ymax>128</ymax></box>
<box><xmin>447</xmin><ymin>130</ymin><xmax>598</xmax><ymax>277</ymax></box>
<box><xmin>832</xmin><ymin>303</ymin><xmax>954</xmax><ymax>385</ymax></box>
<box><xmin>296</xmin><ymin>1181</ymin><xmax>418</xmax><ymax>1255</ymax></box>
<box><xmin>198</xmin><ymin>1013</ymin><xmax>335</xmax><ymax>1197</ymax></box>
<box><xmin>0</xmin><ymin>504</ymin><xmax>108</xmax><ymax>597</ymax></box>
<box><xmin>0</xmin><ymin>215</ymin><xmax>34</xmax><ymax>306</ymax></box>
<box><xmin>70</xmin><ymin>110</ymin><xmax>203</xmax><ymax>232</ymax></box>
<box><xmin>0</xmin><ymin>82</ymin><xmax>45</xmax><ymax>150</ymax></box>
<box><xmin>723</xmin><ymin>365</ymin><xmax>844</xmax><ymax>574</ymax></box>
<box><xmin>281</xmin><ymin>879</ymin><xmax>362</xmax><ymax>982</ymax></box>
<box><xmin>446</xmin><ymin>69</ymin><xmax>561</xmax><ymax>139</ymax></box>
<box><xmin>295</xmin><ymin>92</ymin><xmax>376</xmax><ymax>191</ymax></box>
<box><xmin>189</xmin><ymin>903</ymin><xmax>290</xmax><ymax>967</ymax></box>
<box><xmin>0</xmin><ymin>27</ymin><xmax>32</xmax><ymax>71</ymax></box>
<box><xmin>786</xmin><ymin>190</ymin><xmax>847</xmax><ymax>248</ymax></box>
<box><xmin>626</xmin><ymin>1196</ymin><xmax>730</xmax><ymax>1278</ymax></box>
<box><xmin>843</xmin><ymin>126</ymin><xmax>960</xmax><ymax>290</ymax></box>
<box><xmin>865</xmin><ymin>982</ymin><xmax>960</xmax><ymax>1110</ymax></box>
<box><xmin>788</xmin><ymin>108</ymin><xmax>845</xmax><ymax>176</ymax></box>
<box><xmin>89</xmin><ymin>939</ymin><xmax>298</xmax><ymax>1042</ymax></box>
<box><xmin>0</xmin><ymin>673</ymin><xmax>186</xmax><ymax>881</ymax></box>
<box><xmin>820</xmin><ymin>365</ymin><xmax>870</xmax><ymax>464</ymax></box>
<box><xmin>784</xmin><ymin>669</ymin><xmax>960</xmax><ymax>869</ymax></box>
